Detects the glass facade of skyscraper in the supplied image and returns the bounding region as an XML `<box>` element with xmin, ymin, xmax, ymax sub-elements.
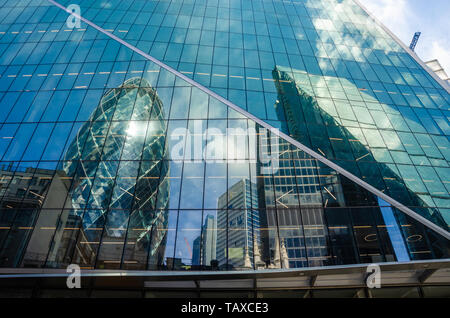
<box><xmin>0</xmin><ymin>0</ymin><xmax>449</xmax><ymax>273</ymax></box>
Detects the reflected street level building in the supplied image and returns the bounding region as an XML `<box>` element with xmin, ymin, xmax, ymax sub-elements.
<box><xmin>0</xmin><ymin>0</ymin><xmax>449</xmax><ymax>297</ymax></box>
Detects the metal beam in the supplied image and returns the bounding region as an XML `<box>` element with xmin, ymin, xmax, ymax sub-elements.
<box><xmin>1</xmin><ymin>259</ymin><xmax>449</xmax><ymax>281</ymax></box>
<box><xmin>417</xmin><ymin>269</ymin><xmax>437</xmax><ymax>284</ymax></box>
<box><xmin>309</xmin><ymin>275</ymin><xmax>317</xmax><ymax>287</ymax></box>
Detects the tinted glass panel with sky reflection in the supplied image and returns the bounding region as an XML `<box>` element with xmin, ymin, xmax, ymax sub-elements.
<box><xmin>46</xmin><ymin>0</ymin><xmax>450</xmax><ymax>231</ymax></box>
<box><xmin>0</xmin><ymin>0</ymin><xmax>448</xmax><ymax>271</ymax></box>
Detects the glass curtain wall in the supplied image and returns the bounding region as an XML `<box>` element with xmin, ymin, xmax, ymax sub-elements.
<box><xmin>52</xmin><ymin>0</ymin><xmax>450</xmax><ymax>233</ymax></box>
<box><xmin>0</xmin><ymin>0</ymin><xmax>448</xmax><ymax>271</ymax></box>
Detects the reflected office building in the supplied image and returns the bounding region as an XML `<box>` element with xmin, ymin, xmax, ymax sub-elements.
<box><xmin>0</xmin><ymin>0</ymin><xmax>450</xmax><ymax>298</ymax></box>
<box><xmin>217</xmin><ymin>179</ymin><xmax>260</xmax><ymax>270</ymax></box>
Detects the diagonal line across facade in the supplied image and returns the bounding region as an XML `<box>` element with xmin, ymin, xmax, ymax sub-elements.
<box><xmin>47</xmin><ymin>0</ymin><xmax>450</xmax><ymax>240</ymax></box>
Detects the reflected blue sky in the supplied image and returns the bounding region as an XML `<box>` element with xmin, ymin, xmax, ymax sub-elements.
<box><xmin>360</xmin><ymin>0</ymin><xmax>450</xmax><ymax>74</ymax></box>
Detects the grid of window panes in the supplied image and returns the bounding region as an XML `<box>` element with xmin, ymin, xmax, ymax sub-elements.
<box><xmin>45</xmin><ymin>0</ymin><xmax>450</xmax><ymax>232</ymax></box>
<box><xmin>0</xmin><ymin>0</ymin><xmax>448</xmax><ymax>271</ymax></box>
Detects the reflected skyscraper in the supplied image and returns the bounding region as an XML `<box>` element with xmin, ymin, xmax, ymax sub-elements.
<box><xmin>217</xmin><ymin>179</ymin><xmax>259</xmax><ymax>269</ymax></box>
<box><xmin>272</xmin><ymin>66</ymin><xmax>448</xmax><ymax>263</ymax></box>
<box><xmin>192</xmin><ymin>214</ymin><xmax>216</xmax><ymax>268</ymax></box>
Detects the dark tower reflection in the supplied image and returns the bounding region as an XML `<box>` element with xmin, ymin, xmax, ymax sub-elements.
<box><xmin>271</xmin><ymin>66</ymin><xmax>449</xmax><ymax>264</ymax></box>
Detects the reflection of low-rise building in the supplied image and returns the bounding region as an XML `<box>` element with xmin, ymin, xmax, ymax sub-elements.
<box><xmin>46</xmin><ymin>213</ymin><xmax>95</xmax><ymax>268</ymax></box>
<box><xmin>165</xmin><ymin>257</ymin><xmax>183</xmax><ymax>270</ymax></box>
<box><xmin>0</xmin><ymin>164</ymin><xmax>70</xmax><ymax>267</ymax></box>
<box><xmin>0</xmin><ymin>165</ymin><xmax>54</xmax><ymax>210</ymax></box>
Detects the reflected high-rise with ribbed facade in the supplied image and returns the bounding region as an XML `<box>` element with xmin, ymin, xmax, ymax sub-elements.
<box><xmin>21</xmin><ymin>77</ymin><xmax>170</xmax><ymax>269</ymax></box>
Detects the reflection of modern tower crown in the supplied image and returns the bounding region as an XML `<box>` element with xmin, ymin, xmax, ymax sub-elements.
<box><xmin>62</xmin><ymin>77</ymin><xmax>169</xmax><ymax>256</ymax></box>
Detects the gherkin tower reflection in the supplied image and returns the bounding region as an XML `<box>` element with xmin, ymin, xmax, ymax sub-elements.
<box><xmin>33</xmin><ymin>77</ymin><xmax>169</xmax><ymax>269</ymax></box>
